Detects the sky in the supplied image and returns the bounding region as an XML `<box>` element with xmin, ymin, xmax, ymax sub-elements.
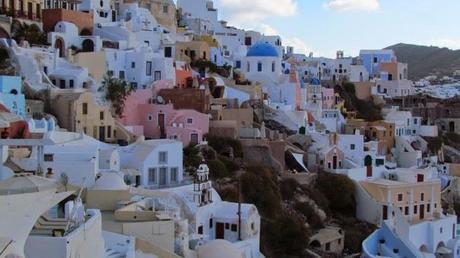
<box><xmin>205</xmin><ymin>0</ymin><xmax>460</xmax><ymax>58</ymax></box>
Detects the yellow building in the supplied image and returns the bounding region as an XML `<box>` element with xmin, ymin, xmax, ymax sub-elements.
<box><xmin>51</xmin><ymin>91</ymin><xmax>133</xmax><ymax>143</ymax></box>
<box><xmin>70</xmin><ymin>51</ymin><xmax>107</xmax><ymax>84</ymax></box>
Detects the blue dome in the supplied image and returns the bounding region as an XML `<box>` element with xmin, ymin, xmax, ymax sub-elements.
<box><xmin>310</xmin><ymin>78</ymin><xmax>321</xmax><ymax>85</ymax></box>
<box><xmin>246</xmin><ymin>42</ymin><xmax>279</xmax><ymax>57</ymax></box>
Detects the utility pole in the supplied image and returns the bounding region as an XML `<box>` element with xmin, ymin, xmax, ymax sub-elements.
<box><xmin>237</xmin><ymin>175</ymin><xmax>242</xmax><ymax>241</ymax></box>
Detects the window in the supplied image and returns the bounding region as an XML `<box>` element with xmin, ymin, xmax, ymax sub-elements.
<box><xmin>44</xmin><ymin>154</ymin><xmax>54</xmax><ymax>162</ymax></box>
<box><xmin>148</xmin><ymin>115</ymin><xmax>153</xmax><ymax>121</ymax></box>
<box><xmin>187</xmin><ymin>118</ymin><xmax>193</xmax><ymax>124</ymax></box>
<box><xmin>235</xmin><ymin>61</ymin><xmax>241</xmax><ymax>69</ymax></box>
<box><xmin>257</xmin><ymin>62</ymin><xmax>262</xmax><ymax>72</ymax></box>
<box><xmin>82</xmin><ymin>103</ymin><xmax>88</xmax><ymax>115</ymax></box>
<box><xmin>440</xmin><ymin>227</ymin><xmax>443</xmax><ymax>234</ymax></box>
<box><xmin>107</xmin><ymin>126</ymin><xmax>112</xmax><ymax>138</ymax></box>
<box><xmin>148</xmin><ymin>168</ymin><xmax>156</xmax><ymax>183</ymax></box>
<box><xmin>60</xmin><ymin>80</ymin><xmax>66</xmax><ymax>88</ymax></box>
<box><xmin>405</xmin><ymin>206</ymin><xmax>409</xmax><ymax>215</ymax></box>
<box><xmin>130</xmin><ymin>82</ymin><xmax>138</xmax><ymax>89</ymax></box>
<box><xmin>373</xmin><ymin>57</ymin><xmax>378</xmax><ymax>63</ymax></box>
<box><xmin>397</xmin><ymin>194</ymin><xmax>403</xmax><ymax>201</ymax></box>
<box><xmin>225</xmin><ymin>223</ymin><xmax>230</xmax><ymax>230</ymax></box>
<box><xmin>251</xmin><ymin>222</ymin><xmax>255</xmax><ymax>230</ymax></box>
<box><xmin>107</xmin><ymin>70</ymin><xmax>114</xmax><ymax>76</ymax></box>
<box><xmin>231</xmin><ymin>224</ymin><xmax>237</xmax><ymax>232</ymax></box>
<box><xmin>272</xmin><ymin>61</ymin><xmax>275</xmax><ymax>72</ymax></box>
<box><xmin>247</xmin><ymin>62</ymin><xmax>250</xmax><ymax>72</ymax></box>
<box><xmin>154</xmin><ymin>71</ymin><xmax>161</xmax><ymax>81</ymax></box>
<box><xmin>146</xmin><ymin>61</ymin><xmax>152</xmax><ymax>76</ymax></box>
<box><xmin>170</xmin><ymin>167</ymin><xmax>178</xmax><ymax>182</ymax></box>
<box><xmin>159</xmin><ymin>151</ymin><xmax>167</xmax><ymax>163</ymax></box>
<box><xmin>119</xmin><ymin>71</ymin><xmax>125</xmax><ymax>79</ymax></box>
<box><xmin>100</xmin><ymin>111</ymin><xmax>104</xmax><ymax>120</ymax></box>
<box><xmin>69</xmin><ymin>80</ymin><xmax>74</xmax><ymax>88</ymax></box>
<box><xmin>198</xmin><ymin>226</ymin><xmax>203</xmax><ymax>234</ymax></box>
<box><xmin>162</xmin><ymin>5</ymin><xmax>168</xmax><ymax>13</ymax></box>
<box><xmin>427</xmin><ymin>203</ymin><xmax>430</xmax><ymax>213</ymax></box>
<box><xmin>414</xmin><ymin>205</ymin><xmax>418</xmax><ymax>214</ymax></box>
<box><xmin>43</xmin><ymin>66</ymin><xmax>48</xmax><ymax>75</ymax></box>
<box><xmin>164</xmin><ymin>47</ymin><xmax>172</xmax><ymax>58</ymax></box>
<box><xmin>350</xmin><ymin>144</ymin><xmax>355</xmax><ymax>150</ymax></box>
<box><xmin>325</xmin><ymin>243</ymin><xmax>331</xmax><ymax>251</ymax></box>
<box><xmin>209</xmin><ymin>218</ymin><xmax>213</xmax><ymax>228</ymax></box>
<box><xmin>131</xmin><ymin>62</ymin><xmax>135</xmax><ymax>68</ymax></box>
<box><xmin>83</xmin><ymin>127</ymin><xmax>87</xmax><ymax>134</ymax></box>
<box><xmin>421</xmin><ymin>193</ymin><xmax>424</xmax><ymax>201</ymax></box>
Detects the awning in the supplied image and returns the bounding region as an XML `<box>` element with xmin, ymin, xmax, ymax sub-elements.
<box><xmin>436</xmin><ymin>246</ymin><xmax>452</xmax><ymax>254</ymax></box>
<box><xmin>292</xmin><ymin>153</ymin><xmax>308</xmax><ymax>172</ymax></box>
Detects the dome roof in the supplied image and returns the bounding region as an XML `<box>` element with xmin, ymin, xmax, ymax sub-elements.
<box><xmin>310</xmin><ymin>78</ymin><xmax>321</xmax><ymax>85</ymax></box>
<box><xmin>247</xmin><ymin>42</ymin><xmax>279</xmax><ymax>57</ymax></box>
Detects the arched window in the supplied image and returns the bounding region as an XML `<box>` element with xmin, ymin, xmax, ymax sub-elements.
<box><xmin>272</xmin><ymin>61</ymin><xmax>275</xmax><ymax>72</ymax></box>
<box><xmin>257</xmin><ymin>62</ymin><xmax>262</xmax><ymax>72</ymax></box>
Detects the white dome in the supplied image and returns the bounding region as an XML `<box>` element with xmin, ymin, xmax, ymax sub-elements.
<box><xmin>197</xmin><ymin>240</ymin><xmax>244</xmax><ymax>258</ymax></box>
<box><xmin>93</xmin><ymin>173</ymin><xmax>128</xmax><ymax>191</ymax></box>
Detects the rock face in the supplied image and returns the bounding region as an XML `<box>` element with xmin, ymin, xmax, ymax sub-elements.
<box><xmin>242</xmin><ymin>144</ymin><xmax>283</xmax><ymax>173</ymax></box>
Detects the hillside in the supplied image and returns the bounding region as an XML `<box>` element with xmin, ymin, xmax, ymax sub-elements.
<box><xmin>385</xmin><ymin>43</ymin><xmax>460</xmax><ymax>80</ymax></box>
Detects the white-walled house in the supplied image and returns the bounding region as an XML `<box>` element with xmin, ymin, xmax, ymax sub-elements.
<box><xmin>118</xmin><ymin>138</ymin><xmax>183</xmax><ymax>188</ymax></box>
<box><xmin>3</xmin><ymin>132</ymin><xmax>120</xmax><ymax>188</ymax></box>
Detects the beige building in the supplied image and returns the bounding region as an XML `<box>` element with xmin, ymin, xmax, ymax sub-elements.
<box><xmin>309</xmin><ymin>227</ymin><xmax>345</xmax><ymax>254</ymax></box>
<box><xmin>51</xmin><ymin>91</ymin><xmax>133</xmax><ymax>143</ymax></box>
<box><xmin>359</xmin><ymin>168</ymin><xmax>441</xmax><ymax>225</ymax></box>
<box><xmin>137</xmin><ymin>0</ymin><xmax>177</xmax><ymax>32</ymax></box>
<box><xmin>70</xmin><ymin>51</ymin><xmax>107</xmax><ymax>84</ymax></box>
<box><xmin>176</xmin><ymin>40</ymin><xmax>211</xmax><ymax>62</ymax></box>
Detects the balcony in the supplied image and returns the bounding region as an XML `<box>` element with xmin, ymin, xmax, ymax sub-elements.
<box><xmin>0</xmin><ymin>8</ymin><xmax>41</xmax><ymax>21</ymax></box>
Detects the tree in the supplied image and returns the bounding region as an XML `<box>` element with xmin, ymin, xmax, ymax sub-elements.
<box><xmin>100</xmin><ymin>74</ymin><xmax>134</xmax><ymax>117</ymax></box>
<box><xmin>11</xmin><ymin>20</ymin><xmax>47</xmax><ymax>46</ymax></box>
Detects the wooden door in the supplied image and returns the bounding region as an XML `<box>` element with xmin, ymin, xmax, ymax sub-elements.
<box><xmin>216</xmin><ymin>222</ymin><xmax>224</xmax><ymax>239</ymax></box>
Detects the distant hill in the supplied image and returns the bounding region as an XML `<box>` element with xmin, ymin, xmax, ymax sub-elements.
<box><xmin>384</xmin><ymin>43</ymin><xmax>460</xmax><ymax>80</ymax></box>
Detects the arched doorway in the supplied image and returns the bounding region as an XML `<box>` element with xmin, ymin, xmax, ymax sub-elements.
<box><xmin>81</xmin><ymin>39</ymin><xmax>94</xmax><ymax>52</ymax></box>
<box><xmin>54</xmin><ymin>37</ymin><xmax>65</xmax><ymax>57</ymax></box>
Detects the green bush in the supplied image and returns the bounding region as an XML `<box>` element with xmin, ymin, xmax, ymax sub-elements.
<box><xmin>241</xmin><ymin>166</ymin><xmax>281</xmax><ymax>218</ymax></box>
<box><xmin>184</xmin><ymin>146</ymin><xmax>202</xmax><ymax>171</ymax></box>
<box><xmin>262</xmin><ymin>214</ymin><xmax>310</xmax><ymax>257</ymax></box>
<box><xmin>295</xmin><ymin>201</ymin><xmax>324</xmax><ymax>229</ymax></box>
<box><xmin>207</xmin><ymin>159</ymin><xmax>230</xmax><ymax>179</ymax></box>
<box><xmin>218</xmin><ymin>155</ymin><xmax>240</xmax><ymax>173</ymax></box>
<box><xmin>279</xmin><ymin>178</ymin><xmax>299</xmax><ymax>201</ymax></box>
<box><xmin>206</xmin><ymin>135</ymin><xmax>243</xmax><ymax>158</ymax></box>
<box><xmin>316</xmin><ymin>172</ymin><xmax>356</xmax><ymax>216</ymax></box>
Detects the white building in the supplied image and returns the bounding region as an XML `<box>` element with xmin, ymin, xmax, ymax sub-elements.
<box><xmin>118</xmin><ymin>138</ymin><xmax>183</xmax><ymax>188</ymax></box>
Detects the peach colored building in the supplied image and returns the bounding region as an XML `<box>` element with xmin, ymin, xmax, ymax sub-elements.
<box><xmin>345</xmin><ymin>119</ymin><xmax>395</xmax><ymax>154</ymax></box>
<box><xmin>322</xmin><ymin>87</ymin><xmax>335</xmax><ymax>109</ymax></box>
<box><xmin>121</xmin><ymin>89</ymin><xmax>209</xmax><ymax>146</ymax></box>
<box><xmin>175</xmin><ymin>68</ymin><xmax>193</xmax><ymax>89</ymax></box>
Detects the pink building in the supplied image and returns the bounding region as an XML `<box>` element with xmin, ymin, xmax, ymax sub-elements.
<box><xmin>121</xmin><ymin>89</ymin><xmax>209</xmax><ymax>146</ymax></box>
<box><xmin>322</xmin><ymin>87</ymin><xmax>335</xmax><ymax>109</ymax></box>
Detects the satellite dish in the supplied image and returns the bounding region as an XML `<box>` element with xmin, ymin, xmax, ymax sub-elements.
<box><xmin>157</xmin><ymin>95</ymin><xmax>165</xmax><ymax>104</ymax></box>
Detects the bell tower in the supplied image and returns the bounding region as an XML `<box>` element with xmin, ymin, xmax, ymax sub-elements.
<box><xmin>193</xmin><ymin>163</ymin><xmax>212</xmax><ymax>206</ymax></box>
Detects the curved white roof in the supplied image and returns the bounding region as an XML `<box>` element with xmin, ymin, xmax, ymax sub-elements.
<box><xmin>93</xmin><ymin>173</ymin><xmax>129</xmax><ymax>191</ymax></box>
<box><xmin>0</xmin><ymin>174</ymin><xmax>56</xmax><ymax>195</ymax></box>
